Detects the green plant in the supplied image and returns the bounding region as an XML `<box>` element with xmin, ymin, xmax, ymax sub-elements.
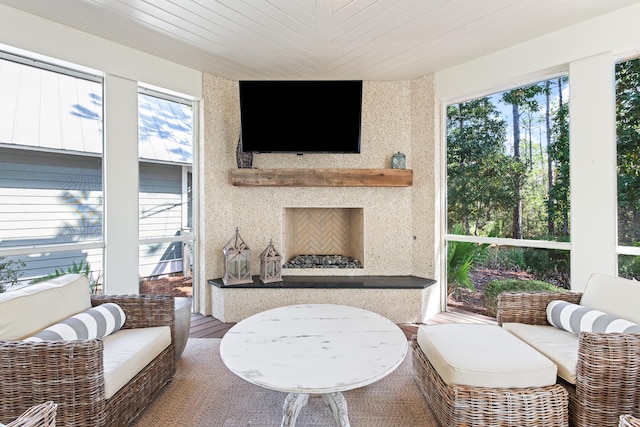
<box><xmin>0</xmin><ymin>257</ymin><xmax>26</xmax><ymax>293</ymax></box>
<box><xmin>482</xmin><ymin>278</ymin><xmax>566</xmax><ymax>316</ymax></box>
<box><xmin>447</xmin><ymin>224</ymin><xmax>489</xmax><ymax>296</ymax></box>
<box><xmin>30</xmin><ymin>260</ymin><xmax>101</xmax><ymax>294</ymax></box>
<box><xmin>522</xmin><ymin>247</ymin><xmax>570</xmax><ymax>281</ymax></box>
<box><xmin>479</xmin><ymin>246</ymin><xmax>526</xmax><ymax>271</ymax></box>
<box><xmin>618</xmin><ymin>254</ymin><xmax>640</xmax><ymax>281</ymax></box>
<box><xmin>31</xmin><ymin>260</ymin><xmax>91</xmax><ymax>283</ymax></box>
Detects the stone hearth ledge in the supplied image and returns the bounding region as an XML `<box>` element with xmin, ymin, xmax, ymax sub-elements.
<box><xmin>207</xmin><ymin>275</ymin><xmax>437</xmax><ymax>323</ymax></box>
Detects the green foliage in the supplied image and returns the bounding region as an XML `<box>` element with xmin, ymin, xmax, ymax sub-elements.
<box><xmin>616</xmin><ymin>57</ymin><xmax>640</xmax><ymax>246</ymax></box>
<box><xmin>548</xmin><ymin>80</ymin><xmax>570</xmax><ymax>237</ymax></box>
<box><xmin>31</xmin><ymin>260</ymin><xmax>91</xmax><ymax>283</ymax></box>
<box><xmin>483</xmin><ymin>279</ymin><xmax>566</xmax><ymax>316</ymax></box>
<box><xmin>447</xmin><ymin>225</ymin><xmax>489</xmax><ymax>295</ymax></box>
<box><xmin>30</xmin><ymin>260</ymin><xmax>102</xmax><ymax>294</ymax></box>
<box><xmin>501</xmin><ymin>84</ymin><xmax>544</xmax><ymax>116</ymax></box>
<box><xmin>478</xmin><ymin>246</ymin><xmax>526</xmax><ymax>271</ymax></box>
<box><xmin>618</xmin><ymin>255</ymin><xmax>640</xmax><ymax>281</ymax></box>
<box><xmin>446</xmin><ymin>78</ymin><xmax>570</xmax><ymax>243</ymax></box>
<box><xmin>522</xmin><ymin>247</ymin><xmax>570</xmax><ymax>287</ymax></box>
<box><xmin>447</xmin><ymin>98</ymin><xmax>520</xmax><ymax>234</ymax></box>
<box><xmin>0</xmin><ymin>257</ymin><xmax>26</xmax><ymax>293</ymax></box>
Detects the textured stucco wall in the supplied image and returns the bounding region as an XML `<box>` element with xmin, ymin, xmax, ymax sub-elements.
<box><xmin>196</xmin><ymin>75</ymin><xmax>438</xmax><ymax>317</ymax></box>
<box><xmin>410</xmin><ymin>74</ymin><xmax>437</xmax><ymax>278</ymax></box>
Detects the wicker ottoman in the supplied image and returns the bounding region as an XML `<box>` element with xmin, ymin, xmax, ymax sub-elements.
<box><xmin>412</xmin><ymin>324</ymin><xmax>568</xmax><ymax>427</ymax></box>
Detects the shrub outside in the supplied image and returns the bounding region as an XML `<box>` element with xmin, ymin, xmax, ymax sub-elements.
<box><xmin>482</xmin><ymin>279</ymin><xmax>566</xmax><ymax>317</ymax></box>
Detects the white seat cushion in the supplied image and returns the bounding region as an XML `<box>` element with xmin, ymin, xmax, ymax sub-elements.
<box><xmin>417</xmin><ymin>324</ymin><xmax>557</xmax><ymax>388</ymax></box>
<box><xmin>102</xmin><ymin>326</ymin><xmax>171</xmax><ymax>399</ymax></box>
<box><xmin>503</xmin><ymin>322</ymin><xmax>578</xmax><ymax>384</ymax></box>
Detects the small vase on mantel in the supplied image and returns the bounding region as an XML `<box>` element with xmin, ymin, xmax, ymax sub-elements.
<box><xmin>391</xmin><ymin>151</ymin><xmax>406</xmax><ymax>169</ymax></box>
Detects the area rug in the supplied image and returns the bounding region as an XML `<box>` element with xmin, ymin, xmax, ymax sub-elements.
<box><xmin>134</xmin><ymin>338</ymin><xmax>436</xmax><ymax>426</ymax></box>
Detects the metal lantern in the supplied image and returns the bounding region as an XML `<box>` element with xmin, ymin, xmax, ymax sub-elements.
<box><xmin>222</xmin><ymin>228</ymin><xmax>253</xmax><ymax>285</ymax></box>
<box><xmin>259</xmin><ymin>239</ymin><xmax>283</xmax><ymax>284</ymax></box>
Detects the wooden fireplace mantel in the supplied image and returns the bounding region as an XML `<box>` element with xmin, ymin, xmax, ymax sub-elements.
<box><xmin>230</xmin><ymin>168</ymin><xmax>413</xmax><ymax>187</ymax></box>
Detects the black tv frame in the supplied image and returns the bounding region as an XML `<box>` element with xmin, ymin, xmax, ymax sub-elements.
<box><xmin>239</xmin><ymin>80</ymin><xmax>362</xmax><ymax>154</ymax></box>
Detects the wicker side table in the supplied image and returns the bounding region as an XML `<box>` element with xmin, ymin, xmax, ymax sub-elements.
<box><xmin>4</xmin><ymin>401</ymin><xmax>57</xmax><ymax>427</ymax></box>
<box><xmin>620</xmin><ymin>415</ymin><xmax>640</xmax><ymax>427</ymax></box>
<box><xmin>411</xmin><ymin>336</ymin><xmax>568</xmax><ymax>426</ymax></box>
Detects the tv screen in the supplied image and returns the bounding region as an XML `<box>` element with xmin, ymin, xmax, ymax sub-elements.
<box><xmin>239</xmin><ymin>80</ymin><xmax>362</xmax><ymax>153</ymax></box>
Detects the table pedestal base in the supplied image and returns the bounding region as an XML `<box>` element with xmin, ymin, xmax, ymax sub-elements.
<box><xmin>281</xmin><ymin>392</ymin><xmax>350</xmax><ymax>427</ymax></box>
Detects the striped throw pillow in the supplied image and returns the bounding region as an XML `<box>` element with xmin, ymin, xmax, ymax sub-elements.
<box><xmin>546</xmin><ymin>300</ymin><xmax>640</xmax><ymax>335</ymax></box>
<box><xmin>25</xmin><ymin>303</ymin><xmax>126</xmax><ymax>341</ymax></box>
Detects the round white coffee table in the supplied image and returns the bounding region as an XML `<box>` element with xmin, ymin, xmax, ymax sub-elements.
<box><xmin>220</xmin><ymin>304</ymin><xmax>408</xmax><ymax>427</ymax></box>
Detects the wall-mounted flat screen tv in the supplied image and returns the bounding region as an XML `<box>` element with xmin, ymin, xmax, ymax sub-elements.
<box><xmin>239</xmin><ymin>80</ymin><xmax>362</xmax><ymax>153</ymax></box>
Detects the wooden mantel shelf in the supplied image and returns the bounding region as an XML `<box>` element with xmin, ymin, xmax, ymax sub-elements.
<box><xmin>231</xmin><ymin>168</ymin><xmax>413</xmax><ymax>187</ymax></box>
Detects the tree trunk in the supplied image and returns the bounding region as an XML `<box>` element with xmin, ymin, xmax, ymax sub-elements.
<box><xmin>557</xmin><ymin>78</ymin><xmax>569</xmax><ymax>236</ymax></box>
<box><xmin>512</xmin><ymin>103</ymin><xmax>523</xmax><ymax>239</ymax></box>
<box><xmin>546</xmin><ymin>81</ymin><xmax>554</xmax><ymax>235</ymax></box>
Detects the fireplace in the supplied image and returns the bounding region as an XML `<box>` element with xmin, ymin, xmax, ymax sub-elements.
<box><xmin>282</xmin><ymin>207</ymin><xmax>364</xmax><ymax>268</ymax></box>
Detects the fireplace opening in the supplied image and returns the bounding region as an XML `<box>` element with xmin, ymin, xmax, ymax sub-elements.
<box><xmin>282</xmin><ymin>208</ymin><xmax>364</xmax><ymax>269</ymax></box>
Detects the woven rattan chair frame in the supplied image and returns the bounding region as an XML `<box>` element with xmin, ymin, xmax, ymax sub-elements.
<box><xmin>620</xmin><ymin>415</ymin><xmax>640</xmax><ymax>427</ymax></box>
<box><xmin>5</xmin><ymin>401</ymin><xmax>57</xmax><ymax>427</ymax></box>
<box><xmin>498</xmin><ymin>291</ymin><xmax>640</xmax><ymax>427</ymax></box>
<box><xmin>0</xmin><ymin>294</ymin><xmax>176</xmax><ymax>427</ymax></box>
<box><xmin>410</xmin><ymin>336</ymin><xmax>569</xmax><ymax>427</ymax></box>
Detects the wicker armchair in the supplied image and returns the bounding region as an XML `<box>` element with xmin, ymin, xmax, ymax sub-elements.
<box><xmin>0</xmin><ymin>294</ymin><xmax>175</xmax><ymax>427</ymax></box>
<box><xmin>4</xmin><ymin>401</ymin><xmax>57</xmax><ymax>427</ymax></box>
<box><xmin>498</xmin><ymin>291</ymin><xmax>640</xmax><ymax>427</ymax></box>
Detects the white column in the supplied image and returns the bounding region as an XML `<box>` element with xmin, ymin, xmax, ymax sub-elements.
<box><xmin>103</xmin><ymin>74</ymin><xmax>139</xmax><ymax>294</ymax></box>
<box><xmin>569</xmin><ymin>52</ymin><xmax>617</xmax><ymax>291</ymax></box>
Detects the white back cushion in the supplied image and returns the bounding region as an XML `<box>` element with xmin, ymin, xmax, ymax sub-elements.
<box><xmin>0</xmin><ymin>274</ymin><xmax>92</xmax><ymax>340</ymax></box>
<box><xmin>580</xmin><ymin>273</ymin><xmax>640</xmax><ymax>323</ymax></box>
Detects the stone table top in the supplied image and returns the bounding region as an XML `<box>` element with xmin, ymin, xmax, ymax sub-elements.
<box><xmin>219</xmin><ymin>303</ymin><xmax>408</xmax><ymax>394</ymax></box>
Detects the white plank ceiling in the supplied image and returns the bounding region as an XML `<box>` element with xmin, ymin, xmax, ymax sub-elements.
<box><xmin>0</xmin><ymin>0</ymin><xmax>638</xmax><ymax>81</ymax></box>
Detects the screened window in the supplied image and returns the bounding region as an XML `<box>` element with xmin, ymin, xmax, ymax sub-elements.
<box><xmin>445</xmin><ymin>76</ymin><xmax>571</xmax><ymax>312</ymax></box>
<box><xmin>137</xmin><ymin>90</ymin><xmax>195</xmax><ymax>290</ymax></box>
<box><xmin>616</xmin><ymin>56</ymin><xmax>640</xmax><ymax>279</ymax></box>
<box><xmin>0</xmin><ymin>53</ymin><xmax>103</xmax><ymax>289</ymax></box>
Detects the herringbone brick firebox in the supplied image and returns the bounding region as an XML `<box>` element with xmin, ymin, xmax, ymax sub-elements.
<box><xmin>282</xmin><ymin>207</ymin><xmax>364</xmax><ymax>267</ymax></box>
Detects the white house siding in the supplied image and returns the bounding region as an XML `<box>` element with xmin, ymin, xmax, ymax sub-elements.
<box><xmin>0</xmin><ymin>147</ymin><xmax>102</xmax><ymax>281</ymax></box>
<box><xmin>138</xmin><ymin>162</ymin><xmax>187</xmax><ymax>278</ymax></box>
<box><xmin>0</xmin><ymin>146</ymin><xmax>187</xmax><ymax>282</ymax></box>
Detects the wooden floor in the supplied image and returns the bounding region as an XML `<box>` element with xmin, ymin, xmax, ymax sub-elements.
<box><xmin>189</xmin><ymin>306</ymin><xmax>497</xmax><ymax>340</ymax></box>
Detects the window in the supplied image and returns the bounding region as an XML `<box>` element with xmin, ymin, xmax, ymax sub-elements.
<box><xmin>616</xmin><ymin>56</ymin><xmax>640</xmax><ymax>279</ymax></box>
<box><xmin>137</xmin><ymin>89</ymin><xmax>195</xmax><ymax>296</ymax></box>
<box><xmin>445</xmin><ymin>76</ymin><xmax>571</xmax><ymax>312</ymax></box>
<box><xmin>0</xmin><ymin>52</ymin><xmax>104</xmax><ymax>290</ymax></box>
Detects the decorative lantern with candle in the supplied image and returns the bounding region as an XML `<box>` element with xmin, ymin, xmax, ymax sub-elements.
<box><xmin>222</xmin><ymin>228</ymin><xmax>253</xmax><ymax>285</ymax></box>
<box><xmin>259</xmin><ymin>239</ymin><xmax>283</xmax><ymax>284</ymax></box>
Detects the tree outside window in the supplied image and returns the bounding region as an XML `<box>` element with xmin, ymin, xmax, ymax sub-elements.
<box><xmin>446</xmin><ymin>77</ymin><xmax>571</xmax><ymax>314</ymax></box>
